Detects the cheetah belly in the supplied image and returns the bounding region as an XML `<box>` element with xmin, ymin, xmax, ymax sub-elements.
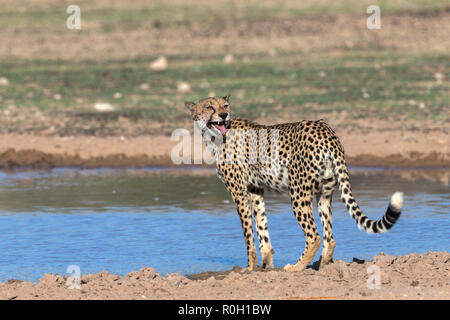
<box><xmin>256</xmin><ymin>165</ymin><xmax>290</xmax><ymax>192</ymax></box>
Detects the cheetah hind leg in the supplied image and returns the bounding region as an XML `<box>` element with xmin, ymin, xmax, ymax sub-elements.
<box><xmin>284</xmin><ymin>178</ymin><xmax>322</xmax><ymax>272</ymax></box>
<box><xmin>283</xmin><ymin>235</ymin><xmax>322</xmax><ymax>272</ymax></box>
<box><xmin>318</xmin><ymin>238</ymin><xmax>336</xmax><ymax>269</ymax></box>
<box><xmin>261</xmin><ymin>247</ymin><xmax>275</xmax><ymax>269</ymax></box>
<box><xmin>317</xmin><ymin>173</ymin><xmax>337</xmax><ymax>268</ymax></box>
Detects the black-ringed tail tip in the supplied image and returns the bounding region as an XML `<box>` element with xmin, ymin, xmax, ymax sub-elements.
<box><xmin>346</xmin><ymin>191</ymin><xmax>404</xmax><ymax>234</ymax></box>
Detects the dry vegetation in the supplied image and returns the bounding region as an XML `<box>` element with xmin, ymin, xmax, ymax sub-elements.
<box><xmin>0</xmin><ymin>0</ymin><xmax>447</xmax><ymax>169</ymax></box>
<box><xmin>0</xmin><ymin>0</ymin><xmax>448</xmax><ymax>136</ymax></box>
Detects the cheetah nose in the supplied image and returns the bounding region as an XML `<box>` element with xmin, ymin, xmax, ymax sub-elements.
<box><xmin>219</xmin><ymin>112</ymin><xmax>228</xmax><ymax>120</ymax></box>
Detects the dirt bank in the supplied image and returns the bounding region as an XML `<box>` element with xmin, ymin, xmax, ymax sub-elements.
<box><xmin>0</xmin><ymin>251</ymin><xmax>448</xmax><ymax>300</ymax></box>
<box><xmin>0</xmin><ymin>127</ymin><xmax>448</xmax><ymax>170</ymax></box>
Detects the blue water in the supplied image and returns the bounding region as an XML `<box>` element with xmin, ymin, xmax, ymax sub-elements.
<box><xmin>0</xmin><ymin>168</ymin><xmax>448</xmax><ymax>283</ymax></box>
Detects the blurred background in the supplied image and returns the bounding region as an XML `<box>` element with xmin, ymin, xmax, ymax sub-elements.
<box><xmin>0</xmin><ymin>0</ymin><xmax>448</xmax><ymax>137</ymax></box>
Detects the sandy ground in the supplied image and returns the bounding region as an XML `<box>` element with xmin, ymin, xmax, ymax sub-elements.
<box><xmin>0</xmin><ymin>125</ymin><xmax>448</xmax><ymax>170</ymax></box>
<box><xmin>0</xmin><ymin>251</ymin><xmax>448</xmax><ymax>300</ymax></box>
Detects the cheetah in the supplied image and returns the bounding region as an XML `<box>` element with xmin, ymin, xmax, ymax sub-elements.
<box><xmin>185</xmin><ymin>95</ymin><xmax>403</xmax><ymax>272</ymax></box>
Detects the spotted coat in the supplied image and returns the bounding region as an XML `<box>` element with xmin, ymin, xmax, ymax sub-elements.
<box><xmin>186</xmin><ymin>97</ymin><xmax>404</xmax><ymax>271</ymax></box>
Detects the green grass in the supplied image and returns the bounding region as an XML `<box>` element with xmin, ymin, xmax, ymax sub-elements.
<box><xmin>1</xmin><ymin>0</ymin><xmax>448</xmax><ymax>33</ymax></box>
<box><xmin>0</xmin><ymin>50</ymin><xmax>447</xmax><ymax>135</ymax></box>
<box><xmin>0</xmin><ymin>0</ymin><xmax>448</xmax><ymax>135</ymax></box>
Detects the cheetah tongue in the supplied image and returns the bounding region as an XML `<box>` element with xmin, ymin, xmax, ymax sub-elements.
<box><xmin>214</xmin><ymin>124</ymin><xmax>227</xmax><ymax>135</ymax></box>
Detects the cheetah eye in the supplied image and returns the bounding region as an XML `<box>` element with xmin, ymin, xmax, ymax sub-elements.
<box><xmin>224</xmin><ymin>104</ymin><xmax>229</xmax><ymax>108</ymax></box>
<box><xmin>206</xmin><ymin>105</ymin><xmax>214</xmax><ymax>111</ymax></box>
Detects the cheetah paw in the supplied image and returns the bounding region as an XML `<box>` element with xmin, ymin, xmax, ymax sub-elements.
<box><xmin>283</xmin><ymin>264</ymin><xmax>297</xmax><ymax>272</ymax></box>
<box><xmin>283</xmin><ymin>262</ymin><xmax>307</xmax><ymax>272</ymax></box>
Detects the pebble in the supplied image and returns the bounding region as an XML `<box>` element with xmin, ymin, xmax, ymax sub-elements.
<box><xmin>149</xmin><ymin>56</ymin><xmax>168</xmax><ymax>71</ymax></box>
<box><xmin>139</xmin><ymin>83</ymin><xmax>150</xmax><ymax>91</ymax></box>
<box><xmin>223</xmin><ymin>54</ymin><xmax>234</xmax><ymax>64</ymax></box>
<box><xmin>177</xmin><ymin>82</ymin><xmax>191</xmax><ymax>93</ymax></box>
<box><xmin>0</xmin><ymin>77</ymin><xmax>9</xmax><ymax>86</ymax></box>
<box><xmin>94</xmin><ymin>102</ymin><xmax>115</xmax><ymax>112</ymax></box>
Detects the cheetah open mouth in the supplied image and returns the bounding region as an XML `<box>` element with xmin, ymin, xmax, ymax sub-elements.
<box><xmin>208</xmin><ymin>120</ymin><xmax>229</xmax><ymax>136</ymax></box>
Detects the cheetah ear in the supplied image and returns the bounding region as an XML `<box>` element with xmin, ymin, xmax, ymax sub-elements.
<box><xmin>223</xmin><ymin>94</ymin><xmax>230</xmax><ymax>102</ymax></box>
<box><xmin>185</xmin><ymin>101</ymin><xmax>195</xmax><ymax>112</ymax></box>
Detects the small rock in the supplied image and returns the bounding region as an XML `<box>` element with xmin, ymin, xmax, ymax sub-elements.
<box><xmin>7</xmin><ymin>279</ymin><xmax>23</xmax><ymax>284</ymax></box>
<box><xmin>352</xmin><ymin>257</ymin><xmax>365</xmax><ymax>264</ymax></box>
<box><xmin>149</xmin><ymin>56</ymin><xmax>168</xmax><ymax>71</ymax></box>
<box><xmin>177</xmin><ymin>82</ymin><xmax>191</xmax><ymax>93</ymax></box>
<box><xmin>0</xmin><ymin>77</ymin><xmax>9</xmax><ymax>86</ymax></box>
<box><xmin>53</xmin><ymin>93</ymin><xmax>62</xmax><ymax>100</ymax></box>
<box><xmin>139</xmin><ymin>83</ymin><xmax>150</xmax><ymax>91</ymax></box>
<box><xmin>93</xmin><ymin>102</ymin><xmax>115</xmax><ymax>112</ymax></box>
<box><xmin>113</xmin><ymin>92</ymin><xmax>122</xmax><ymax>99</ymax></box>
<box><xmin>223</xmin><ymin>54</ymin><xmax>234</xmax><ymax>64</ymax></box>
<box><xmin>433</xmin><ymin>72</ymin><xmax>444</xmax><ymax>81</ymax></box>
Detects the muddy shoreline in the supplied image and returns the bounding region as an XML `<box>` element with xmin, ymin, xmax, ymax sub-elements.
<box><xmin>0</xmin><ymin>129</ymin><xmax>448</xmax><ymax>170</ymax></box>
<box><xmin>1</xmin><ymin>148</ymin><xmax>449</xmax><ymax>170</ymax></box>
<box><xmin>1</xmin><ymin>251</ymin><xmax>448</xmax><ymax>300</ymax></box>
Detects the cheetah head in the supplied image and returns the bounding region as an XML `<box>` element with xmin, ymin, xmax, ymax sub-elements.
<box><xmin>185</xmin><ymin>95</ymin><xmax>231</xmax><ymax>137</ymax></box>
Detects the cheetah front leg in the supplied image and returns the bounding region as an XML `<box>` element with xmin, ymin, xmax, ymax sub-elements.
<box><xmin>231</xmin><ymin>192</ymin><xmax>258</xmax><ymax>271</ymax></box>
<box><xmin>249</xmin><ymin>188</ymin><xmax>275</xmax><ymax>269</ymax></box>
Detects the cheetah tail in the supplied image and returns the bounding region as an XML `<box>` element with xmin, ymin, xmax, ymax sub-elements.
<box><xmin>334</xmin><ymin>163</ymin><xmax>403</xmax><ymax>234</ymax></box>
